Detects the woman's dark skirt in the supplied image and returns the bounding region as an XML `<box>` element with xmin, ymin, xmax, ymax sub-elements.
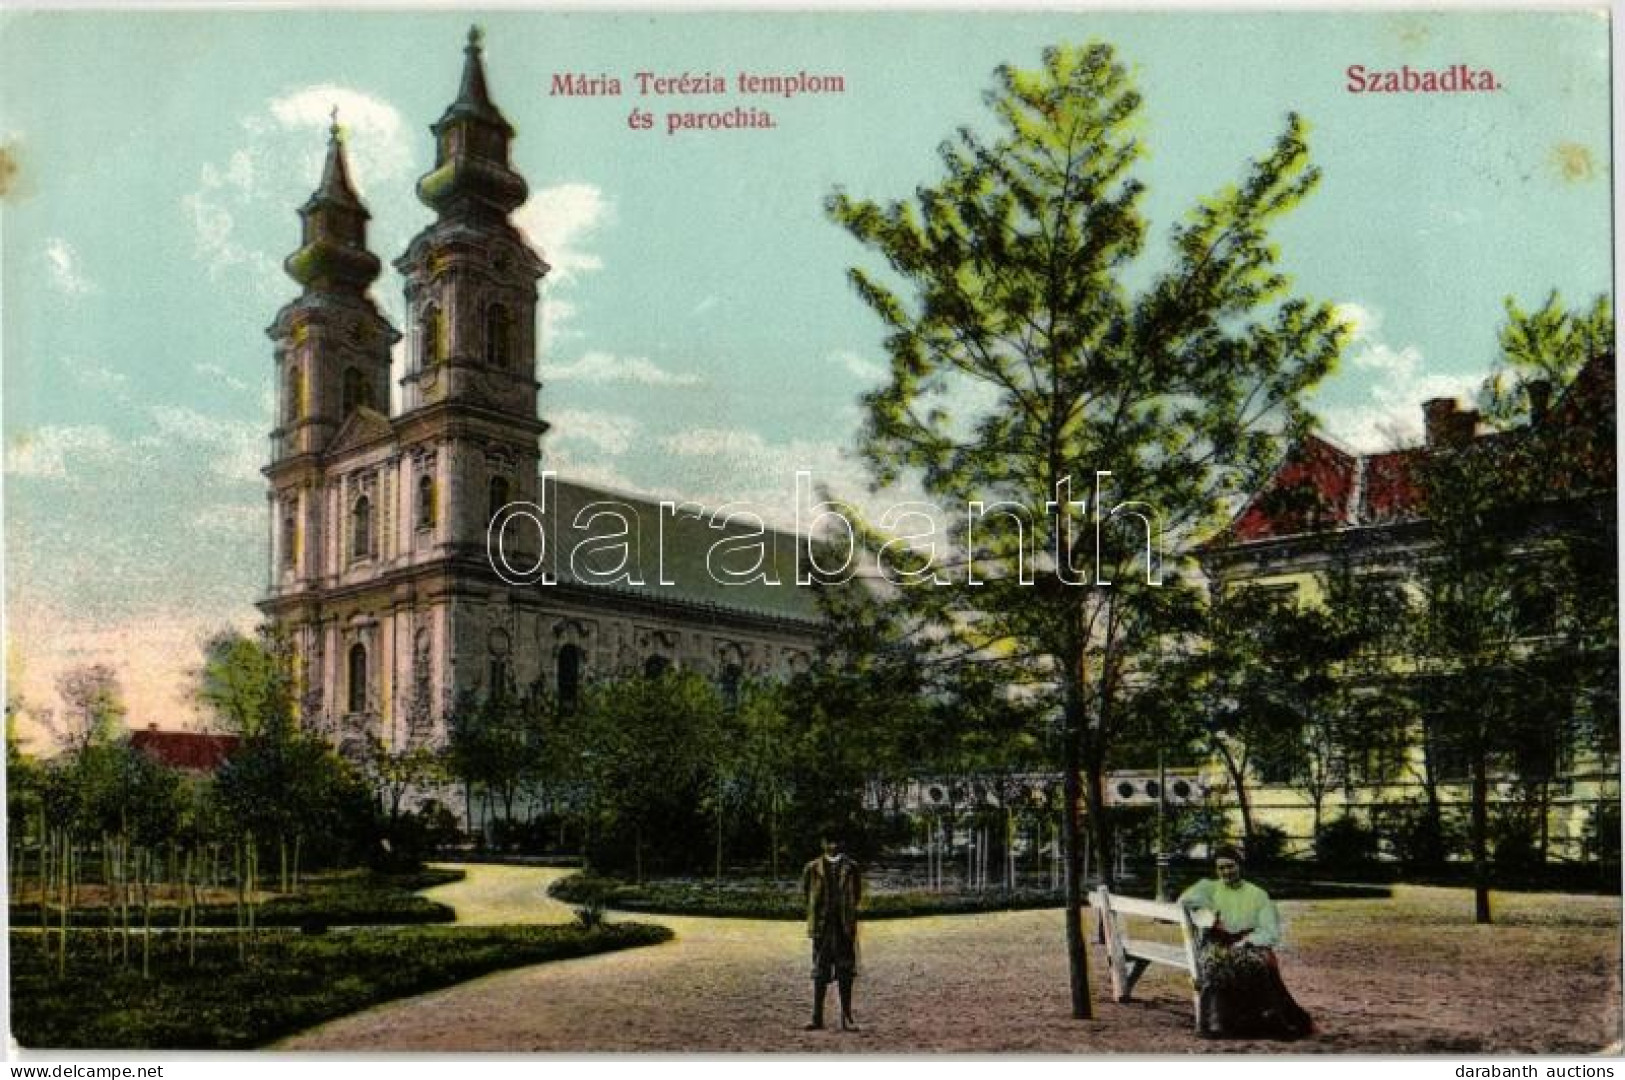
<box><xmin>1196</xmin><ymin>933</ymin><xmax>1313</xmax><ymax>1040</ymax></box>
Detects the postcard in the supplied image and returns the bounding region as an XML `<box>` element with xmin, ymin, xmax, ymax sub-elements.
<box><xmin>2</xmin><ymin>5</ymin><xmax>1617</xmax><ymax>1058</ymax></box>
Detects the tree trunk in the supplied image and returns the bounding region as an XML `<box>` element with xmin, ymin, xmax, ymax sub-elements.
<box><xmin>235</xmin><ymin>839</ymin><xmax>246</xmax><ymax>962</ymax></box>
<box><xmin>1061</xmin><ymin>699</ymin><xmax>1093</xmax><ymax>1020</ymax></box>
<box><xmin>103</xmin><ymin>834</ymin><xmax>115</xmax><ymax>965</ymax></box>
<box><xmin>1471</xmin><ymin>751</ymin><xmax>1492</xmax><ymax>924</ymax></box>
<box><xmin>1214</xmin><ymin>742</ymin><xmax>1255</xmax><ymax>840</ymax></box>
<box><xmin>715</xmin><ymin>778</ymin><xmax>724</xmax><ymax>887</ymax></box>
<box><xmin>770</xmin><ymin>800</ymin><xmax>780</xmax><ymax>882</ymax></box>
<box><xmin>140</xmin><ymin>848</ymin><xmax>152</xmax><ymax>980</ymax></box>
<box><xmin>57</xmin><ymin>830</ymin><xmax>70</xmax><ymax>978</ymax></box>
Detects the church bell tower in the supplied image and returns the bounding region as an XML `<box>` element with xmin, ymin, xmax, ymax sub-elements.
<box><xmin>397</xmin><ymin>27</ymin><xmax>549</xmax><ymax>425</ymax></box>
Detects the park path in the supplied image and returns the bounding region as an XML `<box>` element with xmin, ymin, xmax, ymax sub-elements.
<box><xmin>277</xmin><ymin>865</ymin><xmax>1621</xmax><ymax>1053</ymax></box>
<box><xmin>413</xmin><ymin>862</ymin><xmax>582</xmax><ymax>925</ymax></box>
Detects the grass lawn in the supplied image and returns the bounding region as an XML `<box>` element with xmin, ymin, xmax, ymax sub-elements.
<box><xmin>12</xmin><ymin>921</ymin><xmax>672</xmax><ymax>1050</ymax></box>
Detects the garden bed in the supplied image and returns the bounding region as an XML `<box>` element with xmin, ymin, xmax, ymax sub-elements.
<box><xmin>550</xmin><ymin>871</ymin><xmax>1389</xmax><ymax>919</ymax></box>
<box><xmin>9</xmin><ymin>867</ymin><xmax>464</xmax><ymax>928</ymax></box>
<box><xmin>11</xmin><ymin>921</ymin><xmax>673</xmax><ymax>1049</ymax></box>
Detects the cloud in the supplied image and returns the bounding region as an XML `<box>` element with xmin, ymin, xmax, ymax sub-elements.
<box><xmin>1315</xmin><ymin>307</ymin><xmax>1482</xmax><ymax>451</ymax></box>
<box><xmin>263</xmin><ymin>85</ymin><xmax>410</xmax><ymax>188</ymax></box>
<box><xmin>691</xmin><ymin>295</ymin><xmax>719</xmax><ymax>316</ymax></box>
<box><xmin>192</xmin><ymin>362</ymin><xmax>254</xmax><ymax>396</ymax></box>
<box><xmin>656</xmin><ymin>426</ymin><xmax>877</xmax><ymax>528</ymax></box>
<box><xmin>68</xmin><ymin>360</ymin><xmax>130</xmax><ymax>398</ymax></box>
<box><xmin>831</xmin><ymin>349</ymin><xmax>888</xmax><ymax>383</ymax></box>
<box><xmin>146</xmin><ymin>405</ymin><xmax>265</xmax><ymax>484</ymax></box>
<box><xmin>44</xmin><ymin>237</ymin><xmax>93</xmax><ymax>295</ymax></box>
<box><xmin>191</xmin><ymin>502</ymin><xmax>263</xmax><ymax>536</ymax></box>
<box><xmin>517</xmin><ymin>183</ymin><xmax>611</xmax><ymax>288</ymax></box>
<box><xmin>546</xmin><ymin>408</ymin><xmax>639</xmax><ymax>455</ymax></box>
<box><xmin>541</xmin><ymin>459</ymin><xmax>645</xmax><ymax>499</ymax></box>
<box><xmin>518</xmin><ymin>184</ymin><xmax>608</xmax><ymax>348</ymax></box>
<box><xmin>4</xmin><ymin>425</ymin><xmax>117</xmax><ymax>479</ymax></box>
<box><xmin>544</xmin><ymin>350</ymin><xmax>702</xmax><ymax>388</ymax></box>
<box><xmin>1333</xmin><ymin>302</ymin><xmax>1380</xmax><ymax>342</ymax></box>
<box><xmin>185</xmin><ymin>85</ymin><xmax>409</xmax><ymax>286</ymax></box>
<box><xmin>516</xmin><ymin>182</ymin><xmax>613</xmax><ymax>347</ymax></box>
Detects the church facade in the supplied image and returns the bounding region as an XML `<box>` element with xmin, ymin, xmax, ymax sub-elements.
<box><xmin>259</xmin><ymin>30</ymin><xmax>819</xmax><ymax>750</ymax></box>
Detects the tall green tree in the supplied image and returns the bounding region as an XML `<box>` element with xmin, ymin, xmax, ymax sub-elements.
<box><xmin>443</xmin><ymin>683</ymin><xmax>549</xmax><ymax>838</ymax></box>
<box><xmin>561</xmin><ymin>671</ymin><xmax>725</xmax><ymax>880</ymax></box>
<box><xmin>827</xmin><ymin>42</ymin><xmax>1344</xmax><ymax>1015</ymax></box>
<box><xmin>1404</xmin><ymin>293</ymin><xmax>1615</xmax><ymax>921</ymax></box>
<box><xmin>196</xmin><ymin>628</ymin><xmax>297</xmax><ymax>740</ymax></box>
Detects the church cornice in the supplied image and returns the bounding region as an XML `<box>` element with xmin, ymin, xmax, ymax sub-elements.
<box><xmin>391</xmin><ymin>398</ymin><xmax>549</xmax><ymax>440</ymax></box>
<box><xmin>259</xmin><ymin>552</ymin><xmax>826</xmax><ymax>635</ymax></box>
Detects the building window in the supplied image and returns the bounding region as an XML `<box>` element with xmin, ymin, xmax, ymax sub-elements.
<box><xmin>422</xmin><ymin>304</ymin><xmax>444</xmax><ymax>365</ymax></box>
<box><xmin>416</xmin><ymin>475</ymin><xmax>437</xmax><ymax>529</ymax></box>
<box><xmin>644</xmin><ymin>655</ymin><xmax>671</xmax><ymax>679</ymax></box>
<box><xmin>351</xmin><ymin>495</ymin><xmax>372</xmax><ymax>559</ymax></box>
<box><xmin>488</xmin><ymin>476</ymin><xmax>511</xmax><ymax>525</ymax></box>
<box><xmin>558</xmin><ymin>644</ymin><xmax>583</xmax><ymax>711</ymax></box>
<box><xmin>342</xmin><ymin>367</ymin><xmax>368</xmax><ymax>414</ymax></box>
<box><xmin>348</xmin><ymin>643</ymin><xmax>368</xmax><ymax>714</ymax></box>
<box><xmin>485</xmin><ymin>304</ymin><xmax>513</xmax><ymax>369</ymax></box>
<box><xmin>281</xmin><ymin>510</ymin><xmax>297</xmax><ymax>568</ymax></box>
<box><xmin>413</xmin><ymin>630</ymin><xmax>433</xmax><ymax>717</ymax></box>
<box><xmin>721</xmin><ymin>663</ymin><xmax>743</xmax><ymax>712</ymax></box>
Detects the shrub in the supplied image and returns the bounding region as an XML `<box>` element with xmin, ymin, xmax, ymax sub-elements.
<box><xmin>1314</xmin><ymin>814</ymin><xmax>1378</xmax><ymax>869</ymax></box>
<box><xmin>1372</xmin><ymin>799</ymin><xmax>1465</xmax><ymax>870</ymax></box>
<box><xmin>1244</xmin><ymin>824</ymin><xmax>1289</xmax><ymax>866</ymax></box>
<box><xmin>1491</xmin><ymin>810</ymin><xmax>1545</xmax><ymax>882</ymax></box>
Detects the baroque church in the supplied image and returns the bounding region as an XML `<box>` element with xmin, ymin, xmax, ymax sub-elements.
<box><xmin>260</xmin><ymin>30</ymin><xmax>819</xmax><ymax>749</ymax></box>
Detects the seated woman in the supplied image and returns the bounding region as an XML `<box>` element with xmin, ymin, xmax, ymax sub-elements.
<box><xmin>1177</xmin><ymin>845</ymin><xmax>1313</xmax><ymax>1040</ymax></box>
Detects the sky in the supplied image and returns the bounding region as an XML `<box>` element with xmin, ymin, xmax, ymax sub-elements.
<box><xmin>0</xmin><ymin>8</ymin><xmax>1612</xmax><ymax>745</ymax></box>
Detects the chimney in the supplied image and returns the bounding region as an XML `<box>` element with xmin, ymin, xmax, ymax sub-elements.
<box><xmin>1423</xmin><ymin>398</ymin><xmax>1476</xmax><ymax>448</ymax></box>
<box><xmin>1423</xmin><ymin>398</ymin><xmax>1457</xmax><ymax>447</ymax></box>
<box><xmin>1527</xmin><ymin>379</ymin><xmax>1552</xmax><ymax>424</ymax></box>
<box><xmin>148</xmin><ymin>722</ymin><xmax>158</xmax><ymax>732</ymax></box>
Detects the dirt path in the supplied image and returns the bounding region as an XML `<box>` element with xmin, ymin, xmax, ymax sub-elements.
<box><xmin>416</xmin><ymin>863</ymin><xmax>581</xmax><ymax>925</ymax></box>
<box><xmin>279</xmin><ymin>868</ymin><xmax>1620</xmax><ymax>1053</ymax></box>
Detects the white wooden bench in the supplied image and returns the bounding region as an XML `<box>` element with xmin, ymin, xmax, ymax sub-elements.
<box><xmin>1092</xmin><ymin>885</ymin><xmax>1201</xmax><ymax>1026</ymax></box>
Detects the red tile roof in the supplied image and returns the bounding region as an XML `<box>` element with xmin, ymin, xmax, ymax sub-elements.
<box><xmin>130</xmin><ymin>728</ymin><xmax>241</xmax><ymax>773</ymax></box>
<box><xmin>1210</xmin><ymin>352</ymin><xmax>1615</xmax><ymax>549</ymax></box>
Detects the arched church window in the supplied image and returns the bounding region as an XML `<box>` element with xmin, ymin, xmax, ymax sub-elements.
<box><xmin>351</xmin><ymin>495</ymin><xmax>372</xmax><ymax>559</ymax></box>
<box><xmin>422</xmin><ymin>305</ymin><xmax>445</xmax><ymax>366</ymax></box>
<box><xmin>488</xmin><ymin>628</ymin><xmax>512</xmax><ymax>699</ymax></box>
<box><xmin>485</xmin><ymin>305</ymin><xmax>514</xmax><ymax>369</ymax></box>
<box><xmin>348</xmin><ymin>643</ymin><xmax>368</xmax><ymax>715</ymax></box>
<box><xmin>286</xmin><ymin>366</ymin><xmax>304</xmax><ymax>423</ymax></box>
<box><xmin>416</xmin><ymin>475</ymin><xmax>437</xmax><ymax>529</ymax></box>
<box><xmin>413</xmin><ymin>629</ymin><xmax>432</xmax><ymax>710</ymax></box>
<box><xmin>342</xmin><ymin>367</ymin><xmax>368</xmax><ymax>414</ymax></box>
<box><xmin>557</xmin><ymin>644</ymin><xmax>583</xmax><ymax>711</ymax></box>
<box><xmin>644</xmin><ymin>655</ymin><xmax>671</xmax><ymax>679</ymax></box>
<box><xmin>281</xmin><ymin>510</ymin><xmax>297</xmax><ymax>568</ymax></box>
<box><xmin>488</xmin><ymin>476</ymin><xmax>511</xmax><ymax>525</ymax></box>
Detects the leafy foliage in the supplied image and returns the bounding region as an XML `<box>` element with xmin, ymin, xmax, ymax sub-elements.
<box><xmin>826</xmin><ymin>41</ymin><xmax>1345</xmax><ymax>903</ymax></box>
